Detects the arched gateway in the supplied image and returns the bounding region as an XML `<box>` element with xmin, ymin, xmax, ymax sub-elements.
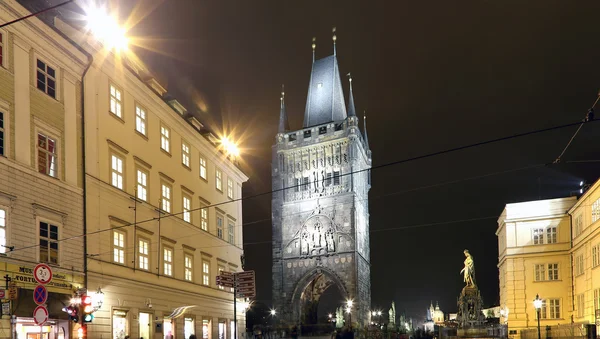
<box><xmin>271</xmin><ymin>35</ymin><xmax>372</xmax><ymax>327</ymax></box>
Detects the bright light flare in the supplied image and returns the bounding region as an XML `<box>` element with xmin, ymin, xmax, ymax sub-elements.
<box><xmin>84</xmin><ymin>5</ymin><xmax>128</xmax><ymax>51</ymax></box>
<box><xmin>533</xmin><ymin>294</ymin><xmax>542</xmax><ymax>310</ymax></box>
<box><xmin>346</xmin><ymin>299</ymin><xmax>353</xmax><ymax>308</ymax></box>
<box><xmin>270</xmin><ymin>309</ymin><xmax>276</xmax><ymax>316</ymax></box>
<box><xmin>220</xmin><ymin>136</ymin><xmax>240</xmax><ymax>157</ymax></box>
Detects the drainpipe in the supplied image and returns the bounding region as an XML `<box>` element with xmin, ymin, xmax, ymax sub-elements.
<box><xmin>569</xmin><ymin>213</ymin><xmax>575</xmax><ymax>321</ymax></box>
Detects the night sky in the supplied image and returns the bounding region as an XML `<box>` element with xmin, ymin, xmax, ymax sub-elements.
<box><xmin>76</xmin><ymin>0</ymin><xmax>600</xmax><ymax>321</ymax></box>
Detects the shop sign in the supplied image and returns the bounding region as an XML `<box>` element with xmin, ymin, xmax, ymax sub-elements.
<box><xmin>1</xmin><ymin>302</ymin><xmax>9</xmax><ymax>315</ymax></box>
<box><xmin>8</xmin><ymin>286</ymin><xmax>17</xmax><ymax>300</ymax></box>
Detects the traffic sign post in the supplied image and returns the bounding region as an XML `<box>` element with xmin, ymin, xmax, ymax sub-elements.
<box><xmin>33</xmin><ymin>263</ymin><xmax>53</xmax><ymax>285</ymax></box>
<box><xmin>33</xmin><ymin>285</ymin><xmax>48</xmax><ymax>306</ymax></box>
<box><xmin>33</xmin><ymin>305</ymin><xmax>48</xmax><ymax>325</ymax></box>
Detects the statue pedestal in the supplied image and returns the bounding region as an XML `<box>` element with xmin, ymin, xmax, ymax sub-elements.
<box><xmin>456</xmin><ymin>285</ymin><xmax>485</xmax><ymax>329</ymax></box>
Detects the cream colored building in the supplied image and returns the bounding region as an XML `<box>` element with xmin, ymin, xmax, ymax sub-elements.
<box><xmin>497</xmin><ymin>197</ymin><xmax>576</xmax><ymax>339</ymax></box>
<box><xmin>0</xmin><ymin>1</ymin><xmax>88</xmax><ymax>338</ymax></box>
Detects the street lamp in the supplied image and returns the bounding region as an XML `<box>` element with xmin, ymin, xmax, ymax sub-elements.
<box><xmin>533</xmin><ymin>294</ymin><xmax>542</xmax><ymax>339</ymax></box>
<box><xmin>92</xmin><ymin>287</ymin><xmax>105</xmax><ymax>310</ymax></box>
<box><xmin>377</xmin><ymin>311</ymin><xmax>382</xmax><ymax>324</ymax></box>
<box><xmin>83</xmin><ymin>5</ymin><xmax>128</xmax><ymax>51</ymax></box>
<box><xmin>220</xmin><ymin>136</ymin><xmax>240</xmax><ymax>158</ymax></box>
<box><xmin>346</xmin><ymin>300</ymin><xmax>353</xmax><ymax>327</ymax></box>
<box><xmin>270</xmin><ymin>309</ymin><xmax>276</xmax><ymax>316</ymax></box>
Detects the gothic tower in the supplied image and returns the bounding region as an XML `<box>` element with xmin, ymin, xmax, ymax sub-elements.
<box><xmin>271</xmin><ymin>34</ymin><xmax>372</xmax><ymax>326</ymax></box>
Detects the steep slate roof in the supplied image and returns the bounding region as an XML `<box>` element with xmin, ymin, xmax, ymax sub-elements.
<box><xmin>303</xmin><ymin>55</ymin><xmax>347</xmax><ymax>127</ymax></box>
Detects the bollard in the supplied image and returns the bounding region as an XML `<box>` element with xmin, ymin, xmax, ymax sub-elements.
<box><xmin>586</xmin><ymin>324</ymin><xmax>596</xmax><ymax>339</ymax></box>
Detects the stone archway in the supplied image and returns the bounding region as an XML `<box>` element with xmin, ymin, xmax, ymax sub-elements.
<box><xmin>291</xmin><ymin>267</ymin><xmax>349</xmax><ymax>325</ymax></box>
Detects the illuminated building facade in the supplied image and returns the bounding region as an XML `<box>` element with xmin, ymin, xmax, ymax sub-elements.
<box><xmin>271</xmin><ymin>36</ymin><xmax>372</xmax><ymax>326</ymax></box>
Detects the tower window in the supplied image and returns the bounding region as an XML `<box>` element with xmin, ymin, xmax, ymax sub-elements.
<box><xmin>319</xmin><ymin>126</ymin><xmax>327</xmax><ymax>135</ymax></box>
<box><xmin>289</xmin><ymin>134</ymin><xmax>297</xmax><ymax>142</ymax></box>
<box><xmin>303</xmin><ymin>130</ymin><xmax>311</xmax><ymax>139</ymax></box>
<box><xmin>333</xmin><ymin>171</ymin><xmax>341</xmax><ymax>185</ymax></box>
<box><xmin>334</xmin><ymin>123</ymin><xmax>343</xmax><ymax>131</ymax></box>
<box><xmin>325</xmin><ymin>172</ymin><xmax>332</xmax><ymax>186</ymax></box>
<box><xmin>302</xmin><ymin>177</ymin><xmax>310</xmax><ymax>191</ymax></box>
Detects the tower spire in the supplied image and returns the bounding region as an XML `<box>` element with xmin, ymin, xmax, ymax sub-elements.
<box><xmin>278</xmin><ymin>85</ymin><xmax>289</xmax><ymax>133</ymax></box>
<box><xmin>332</xmin><ymin>27</ymin><xmax>337</xmax><ymax>56</ymax></box>
<box><xmin>347</xmin><ymin>73</ymin><xmax>356</xmax><ymax>117</ymax></box>
<box><xmin>312</xmin><ymin>37</ymin><xmax>316</xmax><ymax>63</ymax></box>
<box><xmin>363</xmin><ymin>111</ymin><xmax>370</xmax><ymax>149</ymax></box>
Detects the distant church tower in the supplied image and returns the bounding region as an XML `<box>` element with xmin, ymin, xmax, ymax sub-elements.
<box><xmin>271</xmin><ymin>32</ymin><xmax>372</xmax><ymax>326</ymax></box>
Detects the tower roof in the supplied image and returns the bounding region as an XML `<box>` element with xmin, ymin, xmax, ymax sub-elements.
<box><xmin>278</xmin><ymin>86</ymin><xmax>289</xmax><ymax>133</ymax></box>
<box><xmin>363</xmin><ymin>113</ymin><xmax>370</xmax><ymax>150</ymax></box>
<box><xmin>303</xmin><ymin>55</ymin><xmax>347</xmax><ymax>127</ymax></box>
<box><xmin>347</xmin><ymin>74</ymin><xmax>356</xmax><ymax>118</ymax></box>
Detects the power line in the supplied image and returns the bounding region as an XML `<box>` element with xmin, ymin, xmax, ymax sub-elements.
<box><xmin>0</xmin><ymin>0</ymin><xmax>74</xmax><ymax>29</ymax></box>
<box><xmin>554</xmin><ymin>93</ymin><xmax>600</xmax><ymax>163</ymax></box>
<box><xmin>8</xmin><ymin>117</ymin><xmax>598</xmax><ymax>254</ymax></box>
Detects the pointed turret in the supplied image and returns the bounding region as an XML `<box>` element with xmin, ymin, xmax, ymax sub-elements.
<box><xmin>347</xmin><ymin>73</ymin><xmax>356</xmax><ymax>118</ymax></box>
<box><xmin>278</xmin><ymin>85</ymin><xmax>289</xmax><ymax>133</ymax></box>
<box><xmin>363</xmin><ymin>112</ymin><xmax>370</xmax><ymax>150</ymax></box>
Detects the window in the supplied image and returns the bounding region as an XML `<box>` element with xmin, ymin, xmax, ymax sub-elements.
<box><xmin>0</xmin><ymin>32</ymin><xmax>4</xmax><ymax>67</ymax></box>
<box><xmin>294</xmin><ymin>178</ymin><xmax>300</xmax><ymax>193</ymax></box>
<box><xmin>183</xmin><ymin>195</ymin><xmax>192</xmax><ymax>223</ymax></box>
<box><xmin>138</xmin><ymin>238</ymin><xmax>149</xmax><ymax>270</ymax></box>
<box><xmin>302</xmin><ymin>177</ymin><xmax>309</xmax><ymax>191</ymax></box>
<box><xmin>216</xmin><ymin>169</ymin><xmax>222</xmax><ymax>191</ymax></box>
<box><xmin>217</xmin><ymin>214</ymin><xmax>224</xmax><ymax>239</ymax></box>
<box><xmin>160</xmin><ymin>124</ymin><xmax>170</xmax><ymax>153</ymax></box>
<box><xmin>319</xmin><ymin>126</ymin><xmax>327</xmax><ymax>135</ymax></box>
<box><xmin>135</xmin><ymin>105</ymin><xmax>147</xmax><ymax>135</ymax></box>
<box><xmin>548</xmin><ymin>299</ymin><xmax>560</xmax><ymax>319</ymax></box>
<box><xmin>333</xmin><ymin>170</ymin><xmax>341</xmax><ymax>185</ymax></box>
<box><xmin>594</xmin><ymin>245</ymin><xmax>600</xmax><ymax>268</ymax></box>
<box><xmin>36</xmin><ymin>59</ymin><xmax>56</xmax><ymax>98</ymax></box>
<box><xmin>39</xmin><ymin>221</ymin><xmax>58</xmax><ymax>264</ymax></box>
<box><xmin>595</xmin><ymin>289</ymin><xmax>600</xmax><ymax>312</ymax></box>
<box><xmin>0</xmin><ymin>208</ymin><xmax>7</xmax><ymax>254</ymax></box>
<box><xmin>202</xmin><ymin>261</ymin><xmax>210</xmax><ymax>285</ymax></box>
<box><xmin>575</xmin><ymin>214</ymin><xmax>583</xmax><ymax>237</ymax></box>
<box><xmin>111</xmin><ymin>154</ymin><xmax>124</xmax><ymax>189</ymax></box>
<box><xmin>182</xmin><ymin>142</ymin><xmax>190</xmax><ymax>167</ymax></box>
<box><xmin>577</xmin><ymin>294</ymin><xmax>584</xmax><ymax>318</ymax></box>
<box><xmin>227</xmin><ymin>178</ymin><xmax>234</xmax><ymax>199</ymax></box>
<box><xmin>218</xmin><ymin>266</ymin><xmax>225</xmax><ymax>290</ymax></box>
<box><xmin>109</xmin><ymin>84</ymin><xmax>122</xmax><ymax>118</ymax></box>
<box><xmin>37</xmin><ymin>133</ymin><xmax>57</xmax><ymax>177</ymax></box>
<box><xmin>594</xmin><ymin>199</ymin><xmax>600</xmax><ymax>223</ymax></box>
<box><xmin>136</xmin><ymin>168</ymin><xmax>148</xmax><ymax>201</ymax></box>
<box><xmin>576</xmin><ymin>254</ymin><xmax>584</xmax><ymax>276</ymax></box>
<box><xmin>0</xmin><ymin>112</ymin><xmax>5</xmax><ymax>156</ymax></box>
<box><xmin>200</xmin><ymin>205</ymin><xmax>208</xmax><ymax>231</ymax></box>
<box><xmin>303</xmin><ymin>130</ymin><xmax>311</xmax><ymax>138</ymax></box>
<box><xmin>228</xmin><ymin>221</ymin><xmax>234</xmax><ymax>244</ymax></box>
<box><xmin>163</xmin><ymin>247</ymin><xmax>173</xmax><ymax>276</ymax></box>
<box><xmin>325</xmin><ymin>172</ymin><xmax>332</xmax><ymax>186</ymax></box>
<box><xmin>184</xmin><ymin>318</ymin><xmax>195</xmax><ymax>339</ymax></box>
<box><xmin>200</xmin><ymin>156</ymin><xmax>207</xmax><ymax>179</ymax></box>
<box><xmin>534</xmin><ymin>264</ymin><xmax>546</xmax><ymax>282</ymax></box>
<box><xmin>113</xmin><ymin>230</ymin><xmax>125</xmax><ymax>264</ymax></box>
<box><xmin>546</xmin><ymin>227</ymin><xmax>557</xmax><ymax>244</ymax></box>
<box><xmin>532</xmin><ymin>228</ymin><xmax>544</xmax><ymax>245</ymax></box>
<box><xmin>184</xmin><ymin>254</ymin><xmax>193</xmax><ymax>281</ymax></box>
<box><xmin>547</xmin><ymin>263</ymin><xmax>559</xmax><ymax>280</ymax></box>
<box><xmin>161</xmin><ymin>183</ymin><xmax>172</xmax><ymax>213</ymax></box>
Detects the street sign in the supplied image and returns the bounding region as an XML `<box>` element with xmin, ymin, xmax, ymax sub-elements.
<box><xmin>33</xmin><ymin>285</ymin><xmax>47</xmax><ymax>305</ymax></box>
<box><xmin>235</xmin><ymin>271</ymin><xmax>256</xmax><ymax>298</ymax></box>
<box><xmin>8</xmin><ymin>286</ymin><xmax>17</xmax><ymax>300</ymax></box>
<box><xmin>33</xmin><ymin>305</ymin><xmax>48</xmax><ymax>325</ymax></box>
<box><xmin>216</xmin><ymin>275</ymin><xmax>235</xmax><ymax>288</ymax></box>
<box><xmin>33</xmin><ymin>264</ymin><xmax>52</xmax><ymax>285</ymax></box>
<box><xmin>1</xmin><ymin>302</ymin><xmax>9</xmax><ymax>315</ymax></box>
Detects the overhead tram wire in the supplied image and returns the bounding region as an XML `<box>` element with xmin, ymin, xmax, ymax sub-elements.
<box><xmin>7</xmin><ymin>117</ymin><xmax>599</xmax><ymax>255</ymax></box>
<box><xmin>554</xmin><ymin>92</ymin><xmax>600</xmax><ymax>163</ymax></box>
<box><xmin>0</xmin><ymin>0</ymin><xmax>75</xmax><ymax>29</ymax></box>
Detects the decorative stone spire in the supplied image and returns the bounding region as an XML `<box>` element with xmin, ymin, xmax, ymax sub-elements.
<box><xmin>312</xmin><ymin>37</ymin><xmax>316</xmax><ymax>63</ymax></box>
<box><xmin>347</xmin><ymin>73</ymin><xmax>356</xmax><ymax>118</ymax></box>
<box><xmin>363</xmin><ymin>112</ymin><xmax>370</xmax><ymax>150</ymax></box>
<box><xmin>278</xmin><ymin>85</ymin><xmax>289</xmax><ymax>133</ymax></box>
<box><xmin>332</xmin><ymin>27</ymin><xmax>337</xmax><ymax>56</ymax></box>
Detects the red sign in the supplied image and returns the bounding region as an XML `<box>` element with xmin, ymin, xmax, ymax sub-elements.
<box><xmin>33</xmin><ymin>264</ymin><xmax>53</xmax><ymax>285</ymax></box>
<box><xmin>33</xmin><ymin>285</ymin><xmax>48</xmax><ymax>305</ymax></box>
<box><xmin>33</xmin><ymin>305</ymin><xmax>48</xmax><ymax>325</ymax></box>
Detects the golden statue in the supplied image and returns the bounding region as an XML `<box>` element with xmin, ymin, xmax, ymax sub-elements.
<box><xmin>460</xmin><ymin>249</ymin><xmax>476</xmax><ymax>287</ymax></box>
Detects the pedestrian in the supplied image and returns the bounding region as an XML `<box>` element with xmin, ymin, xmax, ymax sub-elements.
<box><xmin>190</xmin><ymin>335</ymin><xmax>198</xmax><ymax>339</ymax></box>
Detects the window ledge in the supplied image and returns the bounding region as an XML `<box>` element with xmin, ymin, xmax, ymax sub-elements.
<box><xmin>109</xmin><ymin>112</ymin><xmax>125</xmax><ymax>124</ymax></box>
<box><xmin>199</xmin><ymin>176</ymin><xmax>208</xmax><ymax>183</ymax></box>
<box><xmin>182</xmin><ymin>164</ymin><xmax>192</xmax><ymax>172</ymax></box>
<box><xmin>135</xmin><ymin>130</ymin><xmax>148</xmax><ymax>141</ymax></box>
<box><xmin>533</xmin><ymin>280</ymin><xmax>562</xmax><ymax>283</ymax></box>
<box><xmin>160</xmin><ymin>148</ymin><xmax>172</xmax><ymax>158</ymax></box>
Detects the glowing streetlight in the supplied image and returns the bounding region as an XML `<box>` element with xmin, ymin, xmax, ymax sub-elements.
<box><xmin>533</xmin><ymin>294</ymin><xmax>542</xmax><ymax>339</ymax></box>
<box><xmin>270</xmin><ymin>309</ymin><xmax>276</xmax><ymax>316</ymax></box>
<box><xmin>220</xmin><ymin>136</ymin><xmax>240</xmax><ymax>157</ymax></box>
<box><xmin>84</xmin><ymin>5</ymin><xmax>128</xmax><ymax>51</ymax></box>
<box><xmin>346</xmin><ymin>300</ymin><xmax>353</xmax><ymax>308</ymax></box>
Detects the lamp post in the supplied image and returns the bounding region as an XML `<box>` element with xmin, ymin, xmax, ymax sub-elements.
<box><xmin>377</xmin><ymin>311</ymin><xmax>382</xmax><ymax>325</ymax></box>
<box><xmin>346</xmin><ymin>300</ymin><xmax>353</xmax><ymax>328</ymax></box>
<box><xmin>533</xmin><ymin>294</ymin><xmax>542</xmax><ymax>339</ymax></box>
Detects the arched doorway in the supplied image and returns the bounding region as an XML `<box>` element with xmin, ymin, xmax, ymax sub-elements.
<box><xmin>291</xmin><ymin>267</ymin><xmax>349</xmax><ymax>326</ymax></box>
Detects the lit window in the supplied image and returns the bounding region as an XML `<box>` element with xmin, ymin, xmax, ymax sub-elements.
<box><xmin>593</xmin><ymin>199</ymin><xmax>600</xmax><ymax>223</ymax></box>
<box><xmin>138</xmin><ymin>238</ymin><xmax>149</xmax><ymax>270</ymax></box>
<box><xmin>163</xmin><ymin>247</ymin><xmax>173</xmax><ymax>276</ymax></box>
<box><xmin>546</xmin><ymin>227</ymin><xmax>557</xmax><ymax>244</ymax></box>
<box><xmin>0</xmin><ymin>208</ymin><xmax>7</xmax><ymax>254</ymax></box>
<box><xmin>534</xmin><ymin>264</ymin><xmax>546</xmax><ymax>282</ymax></box>
<box><xmin>200</xmin><ymin>205</ymin><xmax>208</xmax><ymax>231</ymax></box>
<box><xmin>182</xmin><ymin>142</ymin><xmax>190</xmax><ymax>167</ymax></box>
<box><xmin>218</xmin><ymin>266</ymin><xmax>225</xmax><ymax>290</ymax></box>
<box><xmin>227</xmin><ymin>178</ymin><xmax>234</xmax><ymax>199</ymax></box>
<box><xmin>532</xmin><ymin>228</ymin><xmax>544</xmax><ymax>245</ymax></box>
<box><xmin>161</xmin><ymin>183</ymin><xmax>171</xmax><ymax>213</ymax></box>
<box><xmin>39</xmin><ymin>221</ymin><xmax>58</xmax><ymax>265</ymax></box>
<box><xmin>594</xmin><ymin>245</ymin><xmax>600</xmax><ymax>268</ymax></box>
<box><xmin>574</xmin><ymin>214</ymin><xmax>583</xmax><ymax>237</ymax></box>
<box><xmin>185</xmin><ymin>317</ymin><xmax>195</xmax><ymax>339</ymax></box>
<box><xmin>183</xmin><ymin>195</ymin><xmax>191</xmax><ymax>223</ymax></box>
<box><xmin>577</xmin><ymin>294</ymin><xmax>584</xmax><ymax>318</ymax></box>
<box><xmin>217</xmin><ymin>215</ymin><xmax>224</xmax><ymax>239</ymax></box>
<box><xmin>548</xmin><ymin>299</ymin><xmax>560</xmax><ymax>319</ymax></box>
<box><xmin>185</xmin><ymin>254</ymin><xmax>193</xmax><ymax>281</ymax></box>
<box><xmin>200</xmin><ymin>156</ymin><xmax>207</xmax><ymax>179</ymax></box>
<box><xmin>0</xmin><ymin>112</ymin><xmax>5</xmax><ymax>156</ymax></box>
<box><xmin>36</xmin><ymin>59</ymin><xmax>56</xmax><ymax>98</ymax></box>
<box><xmin>160</xmin><ymin>124</ymin><xmax>170</xmax><ymax>153</ymax></box>
<box><xmin>202</xmin><ymin>261</ymin><xmax>210</xmax><ymax>286</ymax></box>
<box><xmin>113</xmin><ymin>230</ymin><xmax>125</xmax><ymax>264</ymax></box>
<box><xmin>111</xmin><ymin>154</ymin><xmax>124</xmax><ymax>189</ymax></box>
<box><xmin>216</xmin><ymin>169</ymin><xmax>222</xmax><ymax>191</ymax></box>
<box><xmin>37</xmin><ymin>133</ymin><xmax>57</xmax><ymax>177</ymax></box>
<box><xmin>136</xmin><ymin>169</ymin><xmax>148</xmax><ymax>201</ymax></box>
<box><xmin>228</xmin><ymin>221</ymin><xmax>234</xmax><ymax>244</ymax></box>
<box><xmin>576</xmin><ymin>254</ymin><xmax>584</xmax><ymax>276</ymax></box>
<box><xmin>109</xmin><ymin>84</ymin><xmax>122</xmax><ymax>118</ymax></box>
<box><xmin>135</xmin><ymin>105</ymin><xmax>146</xmax><ymax>135</ymax></box>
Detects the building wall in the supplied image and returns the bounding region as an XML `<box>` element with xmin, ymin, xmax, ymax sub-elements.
<box><xmin>76</xmin><ymin>35</ymin><xmax>248</xmax><ymax>339</ymax></box>
<box><xmin>0</xmin><ymin>1</ymin><xmax>87</xmax><ymax>338</ymax></box>
<box><xmin>497</xmin><ymin>197</ymin><xmax>576</xmax><ymax>339</ymax></box>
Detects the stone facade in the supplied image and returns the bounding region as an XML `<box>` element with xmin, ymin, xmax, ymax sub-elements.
<box><xmin>272</xmin><ymin>47</ymin><xmax>372</xmax><ymax>326</ymax></box>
